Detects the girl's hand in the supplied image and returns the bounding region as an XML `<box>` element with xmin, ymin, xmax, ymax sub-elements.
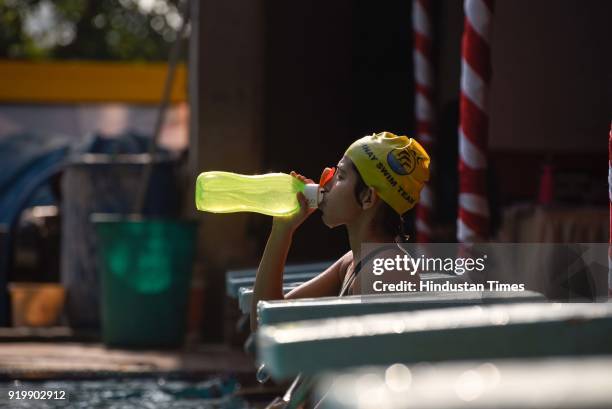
<box><xmin>272</xmin><ymin>171</ymin><xmax>317</xmax><ymax>235</ymax></box>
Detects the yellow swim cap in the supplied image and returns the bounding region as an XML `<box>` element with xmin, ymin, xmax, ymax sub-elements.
<box><xmin>344</xmin><ymin>131</ymin><xmax>430</xmax><ymax>214</ymax></box>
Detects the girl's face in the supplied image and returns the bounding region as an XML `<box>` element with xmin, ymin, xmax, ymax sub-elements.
<box><xmin>319</xmin><ymin>156</ymin><xmax>364</xmax><ymax>228</ymax></box>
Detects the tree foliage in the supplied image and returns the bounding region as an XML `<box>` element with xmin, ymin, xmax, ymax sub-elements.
<box><xmin>0</xmin><ymin>0</ymin><xmax>186</xmax><ymax>61</ymax></box>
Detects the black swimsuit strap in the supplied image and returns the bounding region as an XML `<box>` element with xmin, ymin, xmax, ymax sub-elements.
<box><xmin>339</xmin><ymin>243</ymin><xmax>401</xmax><ymax>297</ymax></box>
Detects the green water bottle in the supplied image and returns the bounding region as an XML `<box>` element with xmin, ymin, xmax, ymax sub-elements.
<box><xmin>195</xmin><ymin>171</ymin><xmax>322</xmax><ymax>217</ymax></box>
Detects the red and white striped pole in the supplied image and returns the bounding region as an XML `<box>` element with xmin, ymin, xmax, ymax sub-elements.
<box><xmin>608</xmin><ymin>122</ymin><xmax>611</xmax><ymax>298</ymax></box>
<box><xmin>413</xmin><ymin>0</ymin><xmax>435</xmax><ymax>242</ymax></box>
<box><xmin>457</xmin><ymin>0</ymin><xmax>494</xmax><ymax>243</ymax></box>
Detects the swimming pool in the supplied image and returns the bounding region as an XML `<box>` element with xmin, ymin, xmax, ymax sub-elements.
<box><xmin>0</xmin><ymin>377</ymin><xmax>249</xmax><ymax>408</ymax></box>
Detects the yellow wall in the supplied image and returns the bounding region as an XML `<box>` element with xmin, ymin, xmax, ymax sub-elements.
<box><xmin>0</xmin><ymin>60</ymin><xmax>186</xmax><ymax>104</ymax></box>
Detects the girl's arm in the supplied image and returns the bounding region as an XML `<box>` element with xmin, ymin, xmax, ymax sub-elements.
<box><xmin>250</xmin><ymin>221</ymin><xmax>293</xmax><ymax>331</ymax></box>
<box><xmin>250</xmin><ymin>172</ymin><xmax>315</xmax><ymax>331</ymax></box>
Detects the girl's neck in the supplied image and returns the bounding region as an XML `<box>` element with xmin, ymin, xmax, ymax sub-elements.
<box><xmin>346</xmin><ymin>216</ymin><xmax>394</xmax><ymax>265</ymax></box>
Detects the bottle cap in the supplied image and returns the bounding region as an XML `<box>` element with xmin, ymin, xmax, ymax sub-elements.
<box><xmin>303</xmin><ymin>184</ymin><xmax>321</xmax><ymax>208</ymax></box>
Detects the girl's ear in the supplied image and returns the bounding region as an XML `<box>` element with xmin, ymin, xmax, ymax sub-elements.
<box><xmin>360</xmin><ymin>187</ymin><xmax>379</xmax><ymax>210</ymax></box>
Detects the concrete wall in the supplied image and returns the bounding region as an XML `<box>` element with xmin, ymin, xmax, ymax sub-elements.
<box><xmin>190</xmin><ymin>0</ymin><xmax>265</xmax><ymax>340</ymax></box>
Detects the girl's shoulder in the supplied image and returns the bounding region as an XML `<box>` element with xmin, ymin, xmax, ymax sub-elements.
<box><xmin>337</xmin><ymin>250</ymin><xmax>354</xmax><ymax>282</ymax></box>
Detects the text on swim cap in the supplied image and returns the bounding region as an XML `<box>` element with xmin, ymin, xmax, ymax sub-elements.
<box><xmin>361</xmin><ymin>144</ymin><xmax>415</xmax><ymax>204</ymax></box>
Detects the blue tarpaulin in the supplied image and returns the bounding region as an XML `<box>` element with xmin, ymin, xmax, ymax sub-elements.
<box><xmin>0</xmin><ymin>132</ymin><xmax>71</xmax><ymax>225</ymax></box>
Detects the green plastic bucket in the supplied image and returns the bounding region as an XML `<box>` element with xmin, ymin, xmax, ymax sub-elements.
<box><xmin>93</xmin><ymin>215</ymin><xmax>197</xmax><ymax>348</ymax></box>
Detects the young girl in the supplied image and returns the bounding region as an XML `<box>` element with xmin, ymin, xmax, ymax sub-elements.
<box><xmin>250</xmin><ymin>131</ymin><xmax>430</xmax><ymax>331</ymax></box>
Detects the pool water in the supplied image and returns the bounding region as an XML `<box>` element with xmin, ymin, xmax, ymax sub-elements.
<box><xmin>0</xmin><ymin>377</ymin><xmax>250</xmax><ymax>409</ymax></box>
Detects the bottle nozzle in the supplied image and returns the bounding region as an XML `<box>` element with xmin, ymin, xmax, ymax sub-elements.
<box><xmin>303</xmin><ymin>184</ymin><xmax>322</xmax><ymax>208</ymax></box>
